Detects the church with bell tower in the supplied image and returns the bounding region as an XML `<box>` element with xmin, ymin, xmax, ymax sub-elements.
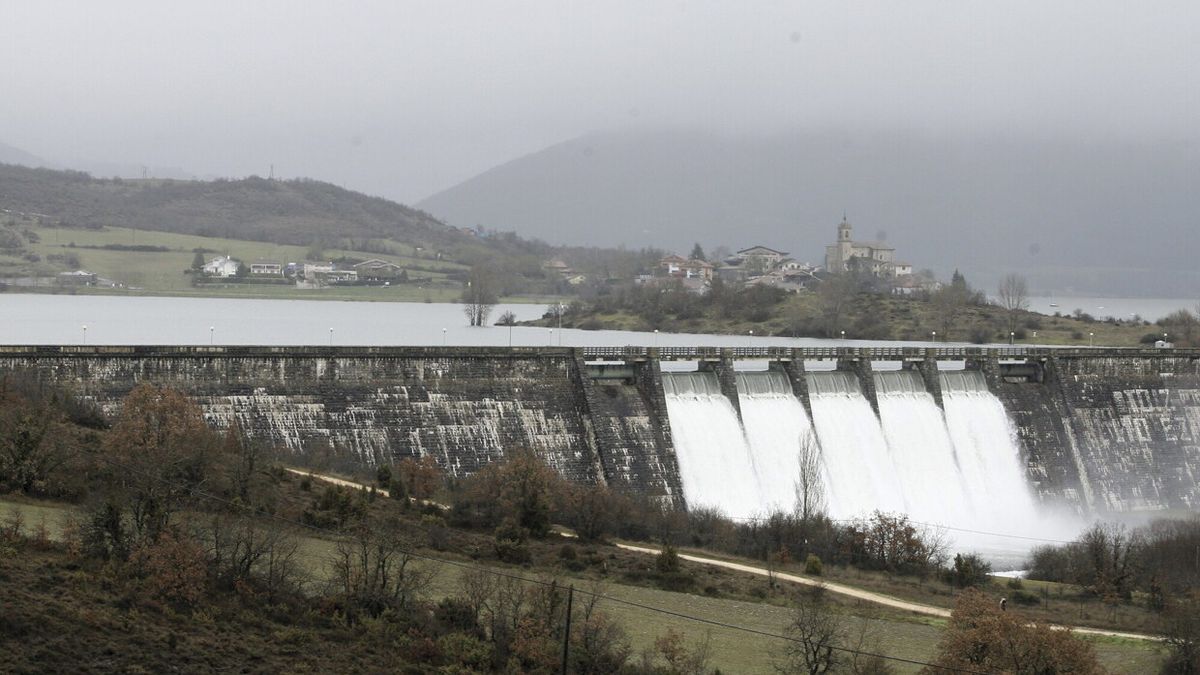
<box><xmin>823</xmin><ymin>216</ymin><xmax>910</xmax><ymax>277</ymax></box>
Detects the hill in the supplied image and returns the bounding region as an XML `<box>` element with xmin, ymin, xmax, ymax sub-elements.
<box><xmin>0</xmin><ymin>142</ymin><xmax>51</xmax><ymax>169</ymax></box>
<box><xmin>418</xmin><ymin>129</ymin><xmax>1200</xmax><ymax>296</ymax></box>
<box><xmin>0</xmin><ymin>162</ymin><xmax>580</xmax><ymax>298</ymax></box>
<box><xmin>0</xmin><ymin>162</ymin><xmax>454</xmax><ymax>248</ymax></box>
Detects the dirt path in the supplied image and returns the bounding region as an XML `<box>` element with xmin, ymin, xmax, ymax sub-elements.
<box><xmin>284</xmin><ymin>467</ymin><xmax>391</xmax><ymax>497</ymax></box>
<box><xmin>288</xmin><ymin>467</ymin><xmax>1159</xmax><ymax>642</ymax></box>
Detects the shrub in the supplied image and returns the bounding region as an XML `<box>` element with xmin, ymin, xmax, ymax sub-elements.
<box><xmin>804</xmin><ymin>554</ymin><xmax>823</xmax><ymax>576</ymax></box>
<box><xmin>437</xmin><ymin>632</ymin><xmax>492</xmax><ymax>670</ymax></box>
<box><xmin>494</xmin><ymin>519</ymin><xmax>531</xmax><ymax>564</ymax></box>
<box><xmin>656</xmin><ymin>544</ymin><xmax>681</xmax><ymax>575</ymax></box>
<box><xmin>422</xmin><ymin>514</ymin><xmax>449</xmax><ymax>550</ymax></box>
<box><xmin>1009</xmin><ymin>589</ymin><xmax>1040</xmax><ymax>606</ymax></box>
<box><xmin>947</xmin><ymin>552</ymin><xmax>992</xmax><ymax>588</ymax></box>
<box><xmin>930</xmin><ymin>589</ymin><xmax>1103</xmax><ymax>673</ymax></box>
<box><xmin>969</xmin><ymin>325</ymin><xmax>992</xmax><ymax>344</ymax></box>
<box><xmin>131</xmin><ymin>530</ymin><xmax>207</xmax><ymax>609</ymax></box>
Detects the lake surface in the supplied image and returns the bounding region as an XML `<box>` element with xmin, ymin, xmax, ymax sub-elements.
<box><xmin>2</xmin><ymin>293</ymin><xmax>1188</xmax><ymax>348</ymax></box>
<box><xmin>1027</xmin><ymin>295</ymin><xmax>1195</xmax><ymax>322</ymax></box>
<box><xmin>0</xmin><ymin>294</ymin><xmax>881</xmax><ymax>348</ymax></box>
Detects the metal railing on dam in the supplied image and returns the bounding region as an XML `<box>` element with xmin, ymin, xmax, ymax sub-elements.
<box><xmin>0</xmin><ymin>344</ymin><xmax>1198</xmax><ymax>362</ymax></box>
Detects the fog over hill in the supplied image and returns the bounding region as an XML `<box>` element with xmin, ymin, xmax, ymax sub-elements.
<box><xmin>420</xmin><ymin>129</ymin><xmax>1200</xmax><ymax>296</ymax></box>
<box><xmin>0</xmin><ymin>141</ymin><xmax>51</xmax><ymax>169</ymax></box>
<box><xmin>0</xmin><ymin>163</ymin><xmax>451</xmax><ymax>248</ymax></box>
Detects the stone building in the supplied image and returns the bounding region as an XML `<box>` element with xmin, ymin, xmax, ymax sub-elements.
<box><xmin>735</xmin><ymin>245</ymin><xmax>789</xmax><ymax>272</ymax></box>
<box><xmin>823</xmin><ymin>217</ymin><xmax>911</xmax><ymax>277</ymax></box>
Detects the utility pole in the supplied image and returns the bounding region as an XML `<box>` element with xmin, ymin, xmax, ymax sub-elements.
<box><xmin>560</xmin><ymin>585</ymin><xmax>574</xmax><ymax>674</ymax></box>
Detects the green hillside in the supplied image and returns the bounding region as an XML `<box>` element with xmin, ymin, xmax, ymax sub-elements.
<box><xmin>0</xmin><ymin>163</ymin><xmax>452</xmax><ymax>246</ymax></box>
<box><xmin>0</xmin><ymin>162</ymin><xmax>580</xmax><ymax>300</ymax></box>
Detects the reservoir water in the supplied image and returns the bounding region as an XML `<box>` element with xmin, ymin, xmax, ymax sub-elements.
<box><xmin>0</xmin><ymin>294</ymin><xmax>938</xmax><ymax>347</ymax></box>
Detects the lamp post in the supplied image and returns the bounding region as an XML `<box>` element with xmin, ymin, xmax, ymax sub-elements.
<box><xmin>442</xmin><ymin>328</ymin><xmax>447</xmax><ymax>345</ymax></box>
<box><xmin>209</xmin><ymin>326</ymin><xmax>214</xmax><ymax>345</ymax></box>
<box><xmin>840</xmin><ymin>330</ymin><xmax>845</xmax><ymax>341</ymax></box>
<box><xmin>508</xmin><ymin>324</ymin><xmax>513</xmax><ymax>347</ymax></box>
<box><xmin>549</xmin><ymin>328</ymin><xmax>554</xmax><ymax>346</ymax></box>
<box><xmin>82</xmin><ymin>324</ymin><xmax>87</xmax><ymax>345</ymax></box>
<box><xmin>653</xmin><ymin>329</ymin><xmax>658</xmax><ymax>347</ymax></box>
<box><xmin>1010</xmin><ymin>331</ymin><xmax>1015</xmax><ymax>345</ymax></box>
<box><xmin>931</xmin><ymin>331</ymin><xmax>936</xmax><ymax>342</ymax></box>
<box><xmin>1089</xmin><ymin>332</ymin><xmax>1094</xmax><ymax>347</ymax></box>
<box><xmin>328</xmin><ymin>327</ymin><xmax>334</xmax><ymax>345</ymax></box>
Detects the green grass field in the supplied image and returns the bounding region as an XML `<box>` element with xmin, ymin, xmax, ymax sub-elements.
<box><xmin>1</xmin><ymin>496</ymin><xmax>1166</xmax><ymax>673</ymax></box>
<box><xmin>1</xmin><ymin>220</ymin><xmax>556</xmax><ymax>304</ymax></box>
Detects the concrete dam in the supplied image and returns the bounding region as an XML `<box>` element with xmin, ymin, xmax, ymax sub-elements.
<box><xmin>2</xmin><ymin>345</ymin><xmax>1199</xmax><ymax>525</ymax></box>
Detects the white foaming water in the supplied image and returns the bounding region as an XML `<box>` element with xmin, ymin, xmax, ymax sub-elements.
<box><xmin>806</xmin><ymin>372</ymin><xmax>907</xmax><ymax>517</ymax></box>
<box><xmin>940</xmin><ymin>371</ymin><xmax>1047</xmax><ymax>555</ymax></box>
<box><xmin>735</xmin><ymin>371</ymin><xmax>816</xmax><ymax>513</ymax></box>
<box><xmin>874</xmin><ymin>371</ymin><xmax>973</xmax><ymax>522</ymax></box>
<box><xmin>661</xmin><ymin>372</ymin><xmax>763</xmax><ymax>517</ymax></box>
<box><xmin>664</xmin><ymin>367</ymin><xmax>1072</xmax><ymax>565</ymax></box>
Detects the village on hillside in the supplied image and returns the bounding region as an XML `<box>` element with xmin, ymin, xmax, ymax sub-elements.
<box><xmin>543</xmin><ymin>217</ymin><xmax>942</xmax><ymax>297</ymax></box>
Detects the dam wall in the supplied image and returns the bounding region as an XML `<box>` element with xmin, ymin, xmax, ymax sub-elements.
<box><xmin>3</xmin><ymin>345</ymin><xmax>1199</xmax><ymax>516</ymax></box>
<box><xmin>0</xmin><ymin>346</ymin><xmax>682</xmax><ymax>503</ymax></box>
<box><xmin>1051</xmin><ymin>355</ymin><xmax>1200</xmax><ymax>512</ymax></box>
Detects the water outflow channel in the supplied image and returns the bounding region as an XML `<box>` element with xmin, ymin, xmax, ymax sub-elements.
<box><xmin>661</xmin><ymin>366</ymin><xmax>1044</xmax><ymax>557</ymax></box>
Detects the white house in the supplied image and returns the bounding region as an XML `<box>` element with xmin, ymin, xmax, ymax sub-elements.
<box><xmin>736</xmin><ymin>246</ymin><xmax>789</xmax><ymax>271</ymax></box>
<box><xmin>249</xmin><ymin>260</ymin><xmax>283</xmax><ymax>276</ymax></box>
<box><xmin>203</xmin><ymin>256</ymin><xmax>241</xmax><ymax>277</ymax></box>
<box><xmin>303</xmin><ymin>263</ymin><xmax>334</xmax><ymax>279</ymax></box>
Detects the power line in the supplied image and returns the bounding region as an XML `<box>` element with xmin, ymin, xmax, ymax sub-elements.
<box><xmin>76</xmin><ymin>454</ymin><xmax>988</xmax><ymax>674</ymax></box>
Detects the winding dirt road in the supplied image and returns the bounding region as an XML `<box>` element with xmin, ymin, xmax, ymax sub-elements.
<box><xmin>288</xmin><ymin>467</ymin><xmax>1159</xmax><ymax>642</ymax></box>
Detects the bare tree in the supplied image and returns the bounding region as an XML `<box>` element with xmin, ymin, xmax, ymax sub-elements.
<box><xmin>794</xmin><ymin>432</ymin><xmax>826</xmax><ymax>523</ymax></box>
<box><xmin>328</xmin><ymin>515</ymin><xmax>436</xmax><ymax>618</ymax></box>
<box><xmin>776</xmin><ymin>587</ymin><xmax>843</xmax><ymax>675</ymax></box>
<box><xmin>815</xmin><ymin>274</ymin><xmax>859</xmax><ymax>337</ymax></box>
<box><xmin>997</xmin><ymin>273</ymin><xmax>1030</xmax><ymax>335</ymax></box>
<box><xmin>462</xmin><ymin>264</ymin><xmax>499</xmax><ymax>327</ymax></box>
<box><xmin>1163</xmin><ymin>308</ymin><xmax>1199</xmax><ymax>347</ymax></box>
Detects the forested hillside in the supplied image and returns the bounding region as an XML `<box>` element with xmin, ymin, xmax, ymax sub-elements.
<box><xmin>0</xmin><ymin>163</ymin><xmax>453</xmax><ymax>247</ymax></box>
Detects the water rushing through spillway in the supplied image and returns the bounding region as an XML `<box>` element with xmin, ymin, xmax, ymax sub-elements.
<box><xmin>734</xmin><ymin>371</ymin><xmax>816</xmax><ymax>513</ymax></box>
<box><xmin>662</xmin><ymin>365</ymin><xmax>1051</xmax><ymax>560</ymax></box>
<box><xmin>874</xmin><ymin>371</ymin><xmax>973</xmax><ymax>520</ymax></box>
<box><xmin>939</xmin><ymin>371</ymin><xmax>1043</xmax><ymax>534</ymax></box>
<box><xmin>806</xmin><ymin>372</ymin><xmax>907</xmax><ymax>517</ymax></box>
<box><xmin>661</xmin><ymin>372</ymin><xmax>763</xmax><ymax>517</ymax></box>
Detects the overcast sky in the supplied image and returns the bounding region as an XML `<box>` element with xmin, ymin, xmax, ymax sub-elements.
<box><xmin>2</xmin><ymin>1</ymin><xmax>1197</xmax><ymax>202</ymax></box>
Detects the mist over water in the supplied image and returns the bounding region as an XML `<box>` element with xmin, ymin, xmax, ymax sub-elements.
<box><xmin>662</xmin><ymin>366</ymin><xmax>1079</xmax><ymax>565</ymax></box>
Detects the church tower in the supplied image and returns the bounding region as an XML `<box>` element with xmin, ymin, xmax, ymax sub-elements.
<box><xmin>837</xmin><ymin>216</ymin><xmax>854</xmax><ymax>270</ymax></box>
<box><xmin>838</xmin><ymin>217</ymin><xmax>852</xmax><ymax>242</ymax></box>
<box><xmin>825</xmin><ymin>215</ymin><xmax>855</xmax><ymax>272</ymax></box>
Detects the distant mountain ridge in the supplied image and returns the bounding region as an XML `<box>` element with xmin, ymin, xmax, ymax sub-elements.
<box><xmin>418</xmin><ymin>129</ymin><xmax>1200</xmax><ymax>295</ymax></box>
<box><xmin>0</xmin><ymin>163</ymin><xmax>455</xmax><ymax>248</ymax></box>
<box><xmin>0</xmin><ymin>142</ymin><xmax>52</xmax><ymax>169</ymax></box>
